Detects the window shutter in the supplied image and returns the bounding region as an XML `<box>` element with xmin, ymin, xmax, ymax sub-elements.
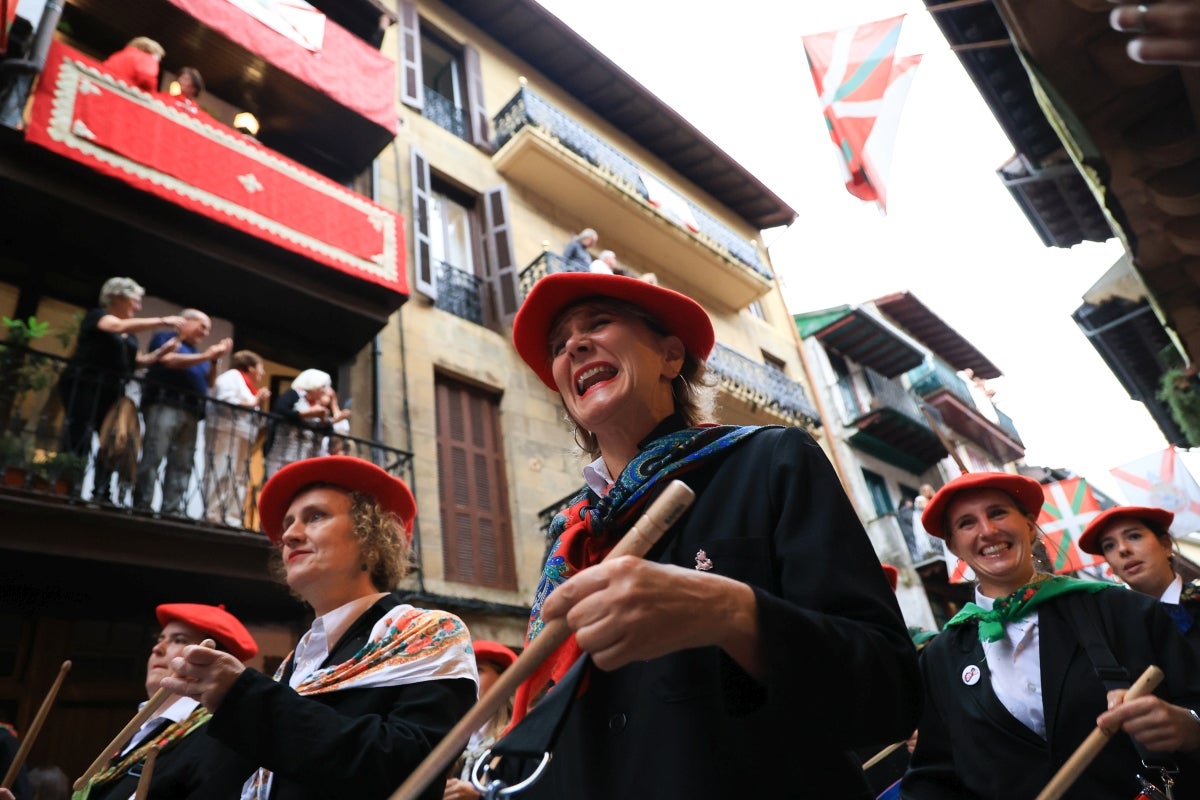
<box><xmin>398</xmin><ymin>0</ymin><xmax>424</xmax><ymax>110</ymax></box>
<box><xmin>410</xmin><ymin>146</ymin><xmax>436</xmax><ymax>300</ymax></box>
<box><xmin>436</xmin><ymin>377</ymin><xmax>516</xmax><ymax>590</ymax></box>
<box><xmin>462</xmin><ymin>44</ymin><xmax>491</xmax><ymax>151</ymax></box>
<box><xmin>482</xmin><ymin>184</ymin><xmax>519</xmax><ymax>325</ymax></box>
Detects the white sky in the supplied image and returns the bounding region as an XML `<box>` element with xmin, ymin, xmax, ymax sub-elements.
<box><xmin>534</xmin><ymin>0</ymin><xmax>1200</xmax><ymax>501</ymax></box>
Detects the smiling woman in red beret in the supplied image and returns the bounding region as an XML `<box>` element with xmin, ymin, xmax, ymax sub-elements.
<box><xmin>1079</xmin><ymin>506</ymin><xmax>1200</xmax><ymax>640</ymax></box>
<box><xmin>503</xmin><ymin>272</ymin><xmax>919</xmax><ymax>800</ymax></box>
<box><xmin>160</xmin><ymin>456</ymin><xmax>477</xmax><ymax>800</ymax></box>
<box><xmin>903</xmin><ymin>472</ymin><xmax>1200</xmax><ymax>799</ymax></box>
<box><xmin>75</xmin><ymin>603</ymin><xmax>257</xmax><ymax>800</ymax></box>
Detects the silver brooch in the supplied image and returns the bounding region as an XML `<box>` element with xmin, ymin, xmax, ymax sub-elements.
<box><xmin>694</xmin><ymin>549</ymin><xmax>713</xmax><ymax>571</ymax></box>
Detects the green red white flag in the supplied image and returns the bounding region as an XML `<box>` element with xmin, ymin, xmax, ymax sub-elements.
<box><xmin>801</xmin><ymin>15</ymin><xmax>921</xmax><ymax>212</ymax></box>
<box><xmin>1037</xmin><ymin>478</ymin><xmax>1107</xmax><ymax>573</ymax></box>
<box><xmin>1111</xmin><ymin>447</ymin><xmax>1200</xmax><ymax>535</ymax></box>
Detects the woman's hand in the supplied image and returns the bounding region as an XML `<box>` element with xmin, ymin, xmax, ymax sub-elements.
<box><xmin>443</xmin><ymin>777</ymin><xmax>481</xmax><ymax>800</ymax></box>
<box><xmin>135</xmin><ymin>336</ymin><xmax>179</xmax><ymax>366</ymax></box>
<box><xmin>541</xmin><ymin>555</ymin><xmax>762</xmax><ymax>677</ymax></box>
<box><xmin>159</xmin><ymin>644</ymin><xmax>246</xmax><ymax>711</ymax></box>
<box><xmin>1110</xmin><ymin>1</ymin><xmax>1200</xmax><ymax>65</ymax></box>
<box><xmin>1098</xmin><ymin>689</ymin><xmax>1200</xmax><ymax>752</ymax></box>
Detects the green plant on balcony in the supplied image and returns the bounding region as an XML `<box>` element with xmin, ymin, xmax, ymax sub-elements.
<box><xmin>1158</xmin><ymin>367</ymin><xmax>1200</xmax><ymax>448</ymax></box>
<box><xmin>0</xmin><ymin>316</ymin><xmax>55</xmax><ymax>434</ymax></box>
<box><xmin>32</xmin><ymin>450</ymin><xmax>88</xmax><ymax>495</ymax></box>
<box><xmin>0</xmin><ymin>432</ymin><xmax>30</xmax><ymax>487</ymax></box>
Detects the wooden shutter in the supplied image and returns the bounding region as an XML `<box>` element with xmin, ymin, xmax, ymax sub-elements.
<box><xmin>410</xmin><ymin>146</ymin><xmax>436</xmax><ymax>300</ymax></box>
<box><xmin>436</xmin><ymin>377</ymin><xmax>516</xmax><ymax>590</ymax></box>
<box><xmin>482</xmin><ymin>184</ymin><xmax>519</xmax><ymax>325</ymax></box>
<box><xmin>462</xmin><ymin>44</ymin><xmax>491</xmax><ymax>151</ymax></box>
<box><xmin>398</xmin><ymin>0</ymin><xmax>424</xmax><ymax>110</ymax></box>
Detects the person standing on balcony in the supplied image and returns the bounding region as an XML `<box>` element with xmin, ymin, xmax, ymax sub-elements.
<box><xmin>75</xmin><ymin>603</ymin><xmax>258</xmax><ymax>800</ymax></box>
<box><xmin>902</xmin><ymin>473</ymin><xmax>1200</xmax><ymax>799</ymax></box>
<box><xmin>99</xmin><ymin>37</ymin><xmax>164</xmax><ymax>94</ymax></box>
<box><xmin>160</xmin><ymin>455</ymin><xmax>478</xmax><ymax>800</ymax></box>
<box><xmin>204</xmin><ymin>350</ymin><xmax>270</xmax><ymax>527</ymax></box>
<box><xmin>502</xmin><ymin>272</ymin><xmax>919</xmax><ymax>799</ymax></box>
<box><xmin>1079</xmin><ymin>505</ymin><xmax>1200</xmax><ymax>642</ymax></box>
<box><xmin>58</xmin><ymin>277</ymin><xmax>182</xmax><ymax>501</ymax></box>
<box><xmin>560</xmin><ymin>228</ymin><xmax>597</xmax><ymax>271</ymax></box>
<box><xmin>170</xmin><ymin>66</ymin><xmax>205</xmax><ymax>116</ymax></box>
<box><xmin>134</xmin><ymin>309</ymin><xmax>231</xmax><ymax>514</ymax></box>
<box><xmin>263</xmin><ymin>369</ymin><xmax>344</xmax><ymax>477</ymax></box>
<box><xmin>587</xmin><ymin>249</ymin><xmax>618</xmax><ymax>275</ymax></box>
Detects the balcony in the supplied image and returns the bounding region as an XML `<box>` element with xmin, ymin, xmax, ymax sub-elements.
<box><xmin>5</xmin><ymin>41</ymin><xmax>406</xmax><ymax>361</ymax></box>
<box><xmin>0</xmin><ymin>342</ymin><xmax>414</xmax><ymax>579</ymax></box>
<box><xmin>493</xmin><ymin>87</ymin><xmax>773</xmax><ymax>308</ymax></box>
<box><xmin>423</xmin><ymin>87</ymin><xmax>468</xmax><ymax>141</ymax></box>
<box><xmin>906</xmin><ymin>361</ymin><xmax>1025</xmax><ymax>464</ymax></box>
<box><xmin>706</xmin><ymin>343</ymin><xmax>820</xmax><ymax>428</ymax></box>
<box><xmin>435</xmin><ymin>260</ymin><xmax>485</xmax><ymax>326</ymax></box>
<box><xmin>842</xmin><ymin>367</ymin><xmax>948</xmax><ymax>473</ymax></box>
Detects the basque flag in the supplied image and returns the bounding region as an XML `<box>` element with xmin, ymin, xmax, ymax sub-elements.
<box><xmin>1112</xmin><ymin>447</ymin><xmax>1200</xmax><ymax>535</ymax></box>
<box><xmin>801</xmin><ymin>16</ymin><xmax>920</xmax><ymax>212</ymax></box>
<box><xmin>1037</xmin><ymin>478</ymin><xmax>1107</xmax><ymax>573</ymax></box>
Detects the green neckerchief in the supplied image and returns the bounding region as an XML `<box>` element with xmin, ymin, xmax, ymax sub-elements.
<box><xmin>945</xmin><ymin>575</ymin><xmax>1110</xmax><ymax>643</ymax></box>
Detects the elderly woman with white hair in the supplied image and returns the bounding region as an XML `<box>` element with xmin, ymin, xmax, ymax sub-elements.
<box><xmin>263</xmin><ymin>369</ymin><xmax>348</xmax><ymax>476</ymax></box>
<box><xmin>59</xmin><ymin>277</ymin><xmax>183</xmax><ymax>498</ymax></box>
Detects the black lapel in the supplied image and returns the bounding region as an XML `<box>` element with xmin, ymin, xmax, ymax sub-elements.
<box><xmin>951</xmin><ymin>625</ymin><xmax>1046</xmax><ymax>749</ymax></box>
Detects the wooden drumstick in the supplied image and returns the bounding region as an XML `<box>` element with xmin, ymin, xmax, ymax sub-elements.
<box><xmin>1035</xmin><ymin>665</ymin><xmax>1164</xmax><ymax>800</ymax></box>
<box><xmin>388</xmin><ymin>479</ymin><xmax>697</xmax><ymax>800</ymax></box>
<box><xmin>861</xmin><ymin>739</ymin><xmax>905</xmax><ymax>771</ymax></box>
<box><xmin>1</xmin><ymin>660</ymin><xmax>71</xmax><ymax>790</ymax></box>
<box><xmin>133</xmin><ymin>746</ymin><xmax>160</xmax><ymax>800</ymax></box>
<box><xmin>73</xmin><ymin>638</ymin><xmax>216</xmax><ymax>792</ymax></box>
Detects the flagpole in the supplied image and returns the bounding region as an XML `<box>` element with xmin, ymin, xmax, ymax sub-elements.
<box><xmin>947</xmin><ymin>40</ymin><xmax>1012</xmax><ymax>53</ymax></box>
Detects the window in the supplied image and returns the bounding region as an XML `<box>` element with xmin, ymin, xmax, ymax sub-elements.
<box><xmin>436</xmin><ymin>376</ymin><xmax>516</xmax><ymax>590</ymax></box>
<box><xmin>747</xmin><ymin>300</ymin><xmax>766</xmax><ymax>320</ymax></box>
<box><xmin>862</xmin><ymin>468</ymin><xmax>894</xmax><ymax>517</ymax></box>
<box><xmin>828</xmin><ymin>352</ymin><xmax>863</xmax><ymax>420</ymax></box>
<box><xmin>761</xmin><ymin>351</ymin><xmax>786</xmax><ymax>373</ymax></box>
<box><xmin>410</xmin><ymin>147</ymin><xmax>520</xmax><ymax>326</ymax></box>
<box><xmin>398</xmin><ymin>1</ymin><xmax>491</xmax><ymax>149</ymax></box>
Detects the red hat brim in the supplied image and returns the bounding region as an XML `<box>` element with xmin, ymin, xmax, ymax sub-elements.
<box><xmin>472</xmin><ymin>640</ymin><xmax>518</xmax><ymax>671</ymax></box>
<box><xmin>921</xmin><ymin>472</ymin><xmax>1045</xmax><ymax>540</ymax></box>
<box><xmin>1078</xmin><ymin>505</ymin><xmax>1175</xmax><ymax>555</ymax></box>
<box><xmin>258</xmin><ymin>456</ymin><xmax>416</xmax><ymax>544</ymax></box>
<box><xmin>881</xmin><ymin>563</ymin><xmax>899</xmax><ymax>592</ymax></box>
<box><xmin>512</xmin><ymin>273</ymin><xmax>715</xmax><ymax>390</ymax></box>
<box><xmin>156</xmin><ymin>603</ymin><xmax>258</xmax><ymax>662</ymax></box>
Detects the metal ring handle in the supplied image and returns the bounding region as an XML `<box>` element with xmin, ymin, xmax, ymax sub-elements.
<box><xmin>470</xmin><ymin>749</ymin><xmax>552</xmax><ymax>797</ymax></box>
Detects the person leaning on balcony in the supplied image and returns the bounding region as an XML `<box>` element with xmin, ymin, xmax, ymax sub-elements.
<box><xmin>134</xmin><ymin>309</ymin><xmax>232</xmax><ymax>514</ymax></box>
<box><xmin>58</xmin><ymin>277</ymin><xmax>182</xmax><ymax>499</ymax></box>
<box><xmin>1110</xmin><ymin>0</ymin><xmax>1200</xmax><ymax>65</ymax></box>
<box><xmin>171</xmin><ymin>66</ymin><xmax>205</xmax><ymax>116</ymax></box>
<box><xmin>74</xmin><ymin>603</ymin><xmax>258</xmax><ymax>800</ymax></box>
<box><xmin>160</xmin><ymin>455</ymin><xmax>478</xmax><ymax>800</ymax></box>
<box><xmin>263</xmin><ymin>369</ymin><xmax>343</xmax><ymax>477</ymax></box>
<box><xmin>100</xmin><ymin>36</ymin><xmax>165</xmax><ymax>94</ymax></box>
<box><xmin>1079</xmin><ymin>505</ymin><xmax>1200</xmax><ymax>643</ymax></box>
<box><xmin>901</xmin><ymin>472</ymin><xmax>1200</xmax><ymax>800</ymax></box>
<box><xmin>560</xmin><ymin>227</ymin><xmax>597</xmax><ymax>271</ymax></box>
<box><xmin>204</xmin><ymin>349</ymin><xmax>271</xmax><ymax>527</ymax></box>
<box><xmin>587</xmin><ymin>249</ymin><xmax>618</xmax><ymax>275</ymax></box>
<box><xmin>500</xmin><ymin>272</ymin><xmax>920</xmax><ymax>799</ymax></box>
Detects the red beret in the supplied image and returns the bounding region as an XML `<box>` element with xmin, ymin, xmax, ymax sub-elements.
<box><xmin>156</xmin><ymin>603</ymin><xmax>258</xmax><ymax>662</ymax></box>
<box><xmin>1078</xmin><ymin>506</ymin><xmax>1175</xmax><ymax>555</ymax></box>
<box><xmin>472</xmin><ymin>640</ymin><xmax>518</xmax><ymax>671</ymax></box>
<box><xmin>881</xmin><ymin>563</ymin><xmax>899</xmax><ymax>592</ymax></box>
<box><xmin>512</xmin><ymin>272</ymin><xmax>715</xmax><ymax>390</ymax></box>
<box><xmin>921</xmin><ymin>472</ymin><xmax>1044</xmax><ymax>540</ymax></box>
<box><xmin>258</xmin><ymin>456</ymin><xmax>416</xmax><ymax>544</ymax></box>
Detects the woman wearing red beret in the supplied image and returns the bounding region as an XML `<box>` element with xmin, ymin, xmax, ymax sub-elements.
<box><xmin>902</xmin><ymin>473</ymin><xmax>1200</xmax><ymax>799</ymax></box>
<box><xmin>75</xmin><ymin>603</ymin><xmax>257</xmax><ymax>800</ymax></box>
<box><xmin>500</xmin><ymin>272</ymin><xmax>919</xmax><ymax>799</ymax></box>
<box><xmin>1079</xmin><ymin>506</ymin><xmax>1200</xmax><ymax>642</ymax></box>
<box><xmin>161</xmin><ymin>456</ymin><xmax>477</xmax><ymax>800</ymax></box>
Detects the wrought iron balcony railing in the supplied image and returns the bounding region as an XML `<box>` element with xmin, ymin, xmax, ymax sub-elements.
<box><xmin>993</xmin><ymin>405</ymin><xmax>1023</xmax><ymax>444</ymax></box>
<box><xmin>434</xmin><ymin>260</ymin><xmax>485</xmax><ymax>325</ymax></box>
<box><xmin>0</xmin><ymin>342</ymin><xmax>412</xmax><ymax>532</ymax></box>
<box><xmin>518</xmin><ymin>251</ymin><xmax>575</xmax><ymax>298</ymax></box>
<box><xmin>423</xmin><ymin>86</ymin><xmax>467</xmax><ymax>141</ymax></box>
<box><xmin>859</xmin><ymin>366</ymin><xmax>936</xmax><ymax>429</ymax></box>
<box><xmin>706</xmin><ymin>343</ymin><xmax>820</xmax><ymax>427</ymax></box>
<box><xmin>907</xmin><ymin>359</ymin><xmax>976</xmax><ymax>408</ymax></box>
<box><xmin>494</xmin><ymin>87</ymin><xmax>771</xmax><ymax>280</ymax></box>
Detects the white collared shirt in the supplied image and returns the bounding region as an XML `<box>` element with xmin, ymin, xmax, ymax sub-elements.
<box><xmin>1161</xmin><ymin>573</ymin><xmax>1184</xmax><ymax>604</ymax></box>
<box><xmin>976</xmin><ymin>588</ymin><xmax>1046</xmax><ymax>738</ymax></box>
<box><xmin>289</xmin><ymin>593</ymin><xmax>388</xmax><ymax>689</ymax></box>
<box><xmin>583</xmin><ymin>456</ymin><xmax>614</xmax><ymax>496</ymax></box>
<box><xmin>119</xmin><ymin>695</ymin><xmax>200</xmax><ymax>756</ymax></box>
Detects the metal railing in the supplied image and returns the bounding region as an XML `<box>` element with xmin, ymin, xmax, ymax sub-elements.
<box><xmin>493</xmin><ymin>87</ymin><xmax>771</xmax><ymax>280</ymax></box>
<box><xmin>706</xmin><ymin>343</ymin><xmax>820</xmax><ymax>427</ymax></box>
<box><xmin>860</xmin><ymin>366</ymin><xmax>935</xmax><ymax>430</ymax></box>
<box><xmin>434</xmin><ymin>260</ymin><xmax>485</xmax><ymax>325</ymax></box>
<box><xmin>517</xmin><ymin>251</ymin><xmax>576</xmax><ymax>298</ymax></box>
<box><xmin>423</xmin><ymin>86</ymin><xmax>467</xmax><ymax>140</ymax></box>
<box><xmin>0</xmin><ymin>342</ymin><xmax>413</xmax><ymax>532</ymax></box>
<box><xmin>993</xmin><ymin>405</ymin><xmax>1024</xmax><ymax>444</ymax></box>
<box><xmin>906</xmin><ymin>360</ymin><xmax>976</xmax><ymax>408</ymax></box>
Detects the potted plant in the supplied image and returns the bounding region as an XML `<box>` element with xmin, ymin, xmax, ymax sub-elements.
<box><xmin>0</xmin><ymin>316</ymin><xmax>55</xmax><ymax>435</ymax></box>
<box><xmin>0</xmin><ymin>433</ymin><xmax>29</xmax><ymax>488</ymax></box>
<box><xmin>43</xmin><ymin>450</ymin><xmax>88</xmax><ymax>496</ymax></box>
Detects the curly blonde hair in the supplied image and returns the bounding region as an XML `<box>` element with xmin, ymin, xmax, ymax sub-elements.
<box><xmin>269</xmin><ymin>486</ymin><xmax>412</xmax><ymax>596</ymax></box>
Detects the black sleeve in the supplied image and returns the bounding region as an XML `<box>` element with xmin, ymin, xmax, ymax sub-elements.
<box><xmin>207</xmin><ymin>669</ymin><xmax>476</xmax><ymax>798</ymax></box>
<box><xmin>899</xmin><ymin>644</ymin><xmax>966</xmax><ymax>799</ymax></box>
